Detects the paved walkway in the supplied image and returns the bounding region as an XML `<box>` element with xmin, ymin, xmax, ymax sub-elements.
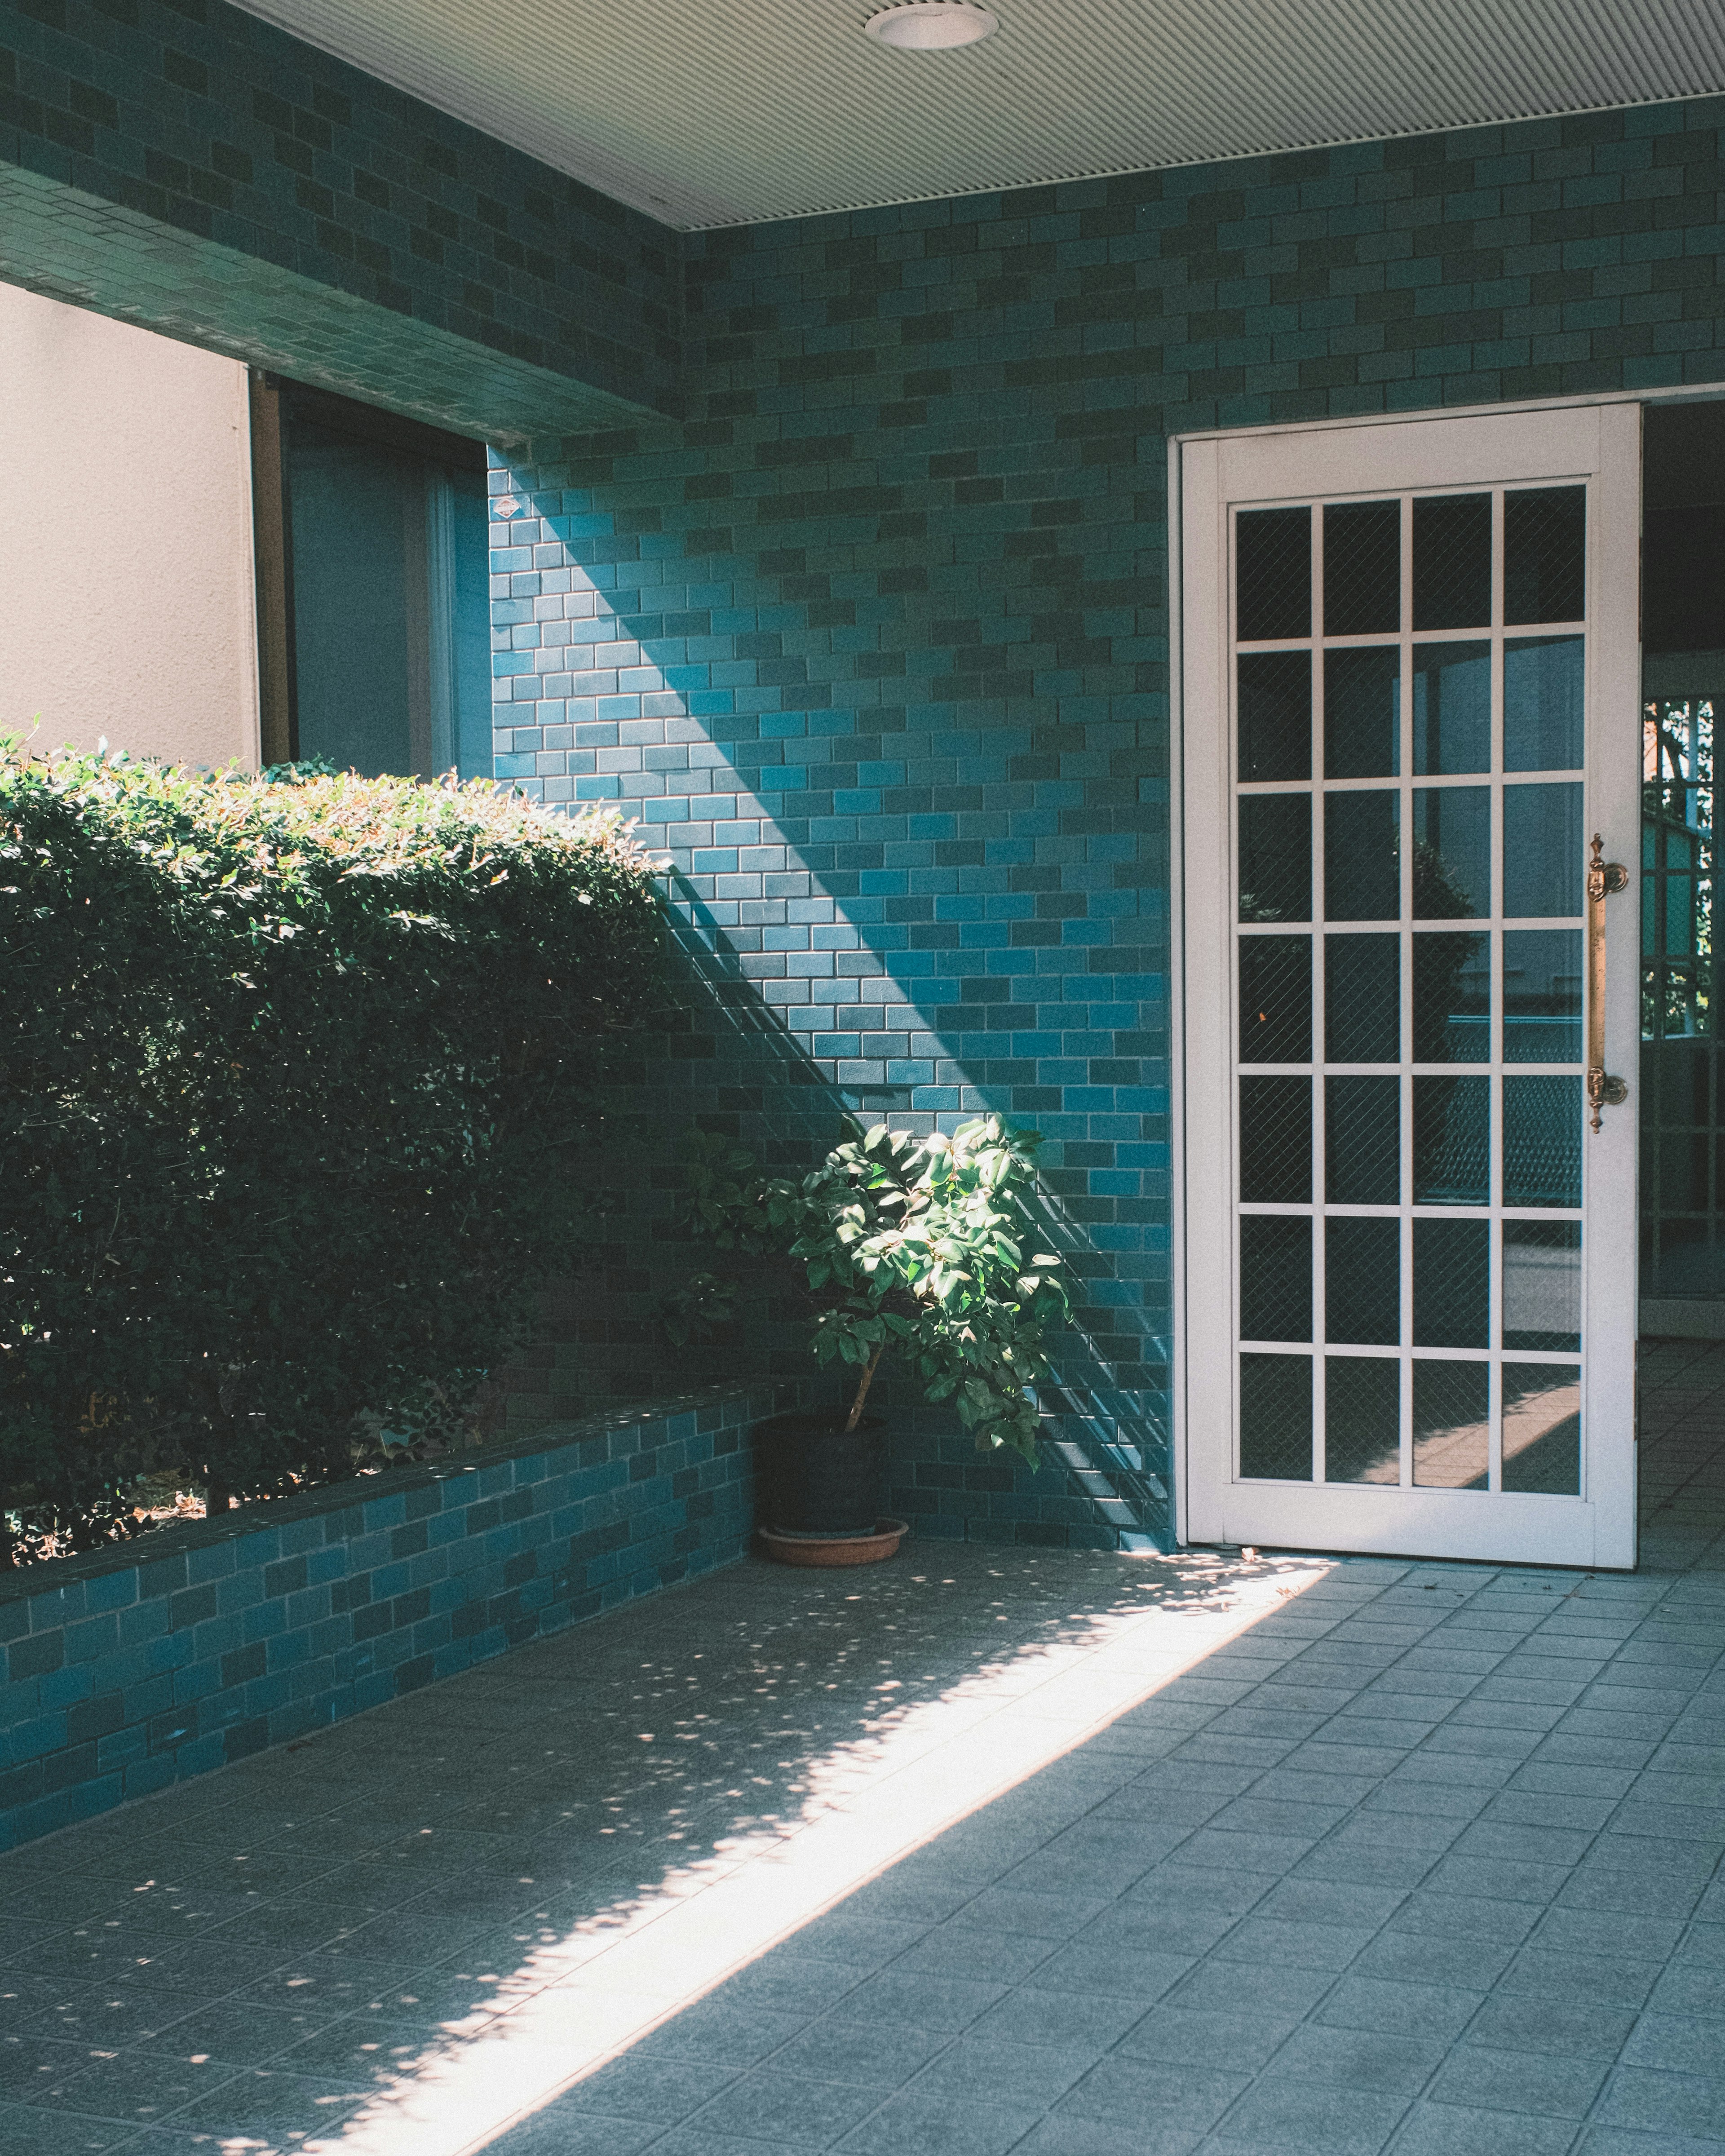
<box><xmin>0</xmin><ymin>1342</ymin><xmax>1722</xmax><ymax>2156</ymax></box>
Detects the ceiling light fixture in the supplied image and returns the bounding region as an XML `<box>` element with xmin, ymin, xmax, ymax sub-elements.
<box><xmin>863</xmin><ymin>2</ymin><xmax>1000</xmax><ymax>52</ymax></box>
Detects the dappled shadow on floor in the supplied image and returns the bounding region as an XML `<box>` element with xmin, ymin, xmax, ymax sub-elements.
<box><xmin>0</xmin><ymin>1347</ymin><xmax>1720</xmax><ymax>2156</ymax></box>
<box><xmin>0</xmin><ymin>1545</ymin><xmax>1320</xmax><ymax>2154</ymax></box>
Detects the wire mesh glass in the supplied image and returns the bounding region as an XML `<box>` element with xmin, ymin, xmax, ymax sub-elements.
<box><xmin>1504</xmin><ymin>783</ymin><xmax>1583</xmax><ymax>918</ymax></box>
<box><xmin>1503</xmin><ymin>1221</ymin><xmax>1581</xmax><ymax>1352</ymax></box>
<box><xmin>1413</xmin><ymin>641</ymin><xmax>1491</xmax><ymax>775</ymax></box>
<box><xmin>1239</xmin><ymin>936</ymin><xmax>1313</xmax><ymax>1063</ymax></box>
<box><xmin>1412</xmin><ymin>1361</ymin><xmax>1490</xmax><ymax>1488</ymax></box>
<box><xmin>1327</xmin><ymin>935</ymin><xmax>1399</xmax><ymax>1063</ymax></box>
<box><xmin>1232</xmin><ymin>470</ymin><xmax>1597</xmax><ymax>1508</ymax></box>
<box><xmin>1325</xmin><ymin>648</ymin><xmax>1401</xmax><ymax>779</ymax></box>
<box><xmin>1239</xmin><ymin>1076</ymin><xmax>1312</xmax><ymax>1204</ymax></box>
<box><xmin>1327</xmin><ymin>1217</ymin><xmax>1400</xmax><ymax>1346</ymax></box>
<box><xmin>1328</xmin><ymin>1076</ymin><xmax>1401</xmax><ymax>1204</ymax></box>
<box><xmin>1240</xmin><ymin>793</ymin><xmax>1312</xmax><ymax>923</ymax></box>
<box><xmin>1237</xmin><ymin>507</ymin><xmax>1313</xmax><ymax>642</ymax></box>
<box><xmin>1501</xmin><ymin>1364</ymin><xmax>1581</xmax><ymax>1493</ymax></box>
<box><xmin>1504</xmin><ymin>636</ymin><xmax>1584</xmax><ymax>772</ymax></box>
<box><xmin>1323</xmin><ymin>499</ymin><xmax>1401</xmax><ymax>635</ymax></box>
<box><xmin>1325</xmin><ymin>1357</ymin><xmax>1402</xmax><ymax>1483</ymax></box>
<box><xmin>1412</xmin><ymin>788</ymin><xmax>1490</xmax><ymax>918</ymax></box>
<box><xmin>1327</xmin><ymin>791</ymin><xmax>1400</xmax><ymax>921</ymax></box>
<box><xmin>1412</xmin><ymin>931</ymin><xmax>1489</xmax><ymax>1063</ymax></box>
<box><xmin>1239</xmin><ymin>1353</ymin><xmax>1314</xmax><ymax>1480</ymax></box>
<box><xmin>1412</xmin><ymin>1217</ymin><xmax>1489</xmax><ymax>1349</ymax></box>
<box><xmin>1412</xmin><ymin>494</ymin><xmax>1492</xmax><ymax>630</ymax></box>
<box><xmin>1503</xmin><ymin>1077</ymin><xmax>1582</xmax><ymax>1208</ymax></box>
<box><xmin>1238</xmin><ymin>650</ymin><xmax>1312</xmax><ymax>784</ymax></box>
<box><xmin>1504</xmin><ymin>930</ymin><xmax>1583</xmax><ymax>1062</ymax></box>
<box><xmin>1413</xmin><ymin>1076</ymin><xmax>1490</xmax><ymax>1204</ymax></box>
<box><xmin>1504</xmin><ymin>486</ymin><xmax>1585</xmax><ymax>626</ymax></box>
<box><xmin>1240</xmin><ymin>1214</ymin><xmax>1312</xmax><ymax>1342</ymax></box>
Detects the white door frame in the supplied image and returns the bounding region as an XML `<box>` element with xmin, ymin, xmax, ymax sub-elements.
<box><xmin>1169</xmin><ymin>398</ymin><xmax>1645</xmax><ymax>1568</ymax></box>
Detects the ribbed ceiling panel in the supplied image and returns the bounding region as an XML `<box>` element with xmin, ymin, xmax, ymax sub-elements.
<box><xmin>232</xmin><ymin>0</ymin><xmax>1725</xmax><ymax>229</ymax></box>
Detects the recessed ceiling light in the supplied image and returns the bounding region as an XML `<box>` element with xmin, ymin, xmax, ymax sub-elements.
<box><xmin>864</xmin><ymin>3</ymin><xmax>1000</xmax><ymax>52</ymax></box>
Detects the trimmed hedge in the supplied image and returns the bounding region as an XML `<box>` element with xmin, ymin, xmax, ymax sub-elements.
<box><xmin>1</xmin><ymin>750</ymin><xmax>665</xmax><ymax>1558</ymax></box>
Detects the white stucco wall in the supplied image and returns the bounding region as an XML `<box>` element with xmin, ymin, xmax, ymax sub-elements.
<box><xmin>0</xmin><ymin>283</ymin><xmax>259</xmax><ymax>771</ymax></box>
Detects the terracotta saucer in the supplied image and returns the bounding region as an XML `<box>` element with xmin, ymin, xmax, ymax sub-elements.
<box><xmin>758</xmin><ymin>1517</ymin><xmax>909</xmax><ymax>1567</ymax></box>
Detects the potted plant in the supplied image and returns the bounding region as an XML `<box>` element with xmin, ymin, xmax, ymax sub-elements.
<box><xmin>662</xmin><ymin>1116</ymin><xmax>1067</xmax><ymax>1564</ymax></box>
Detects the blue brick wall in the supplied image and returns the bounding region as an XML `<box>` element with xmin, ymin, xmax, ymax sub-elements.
<box><xmin>0</xmin><ymin>0</ymin><xmax>681</xmax><ymax>439</ymax></box>
<box><xmin>489</xmin><ymin>99</ymin><xmax>1725</xmax><ymax>1549</ymax></box>
<box><xmin>0</xmin><ymin>1382</ymin><xmax>778</xmax><ymax>1852</ymax></box>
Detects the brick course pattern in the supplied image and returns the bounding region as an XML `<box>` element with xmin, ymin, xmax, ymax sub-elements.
<box><xmin>489</xmin><ymin>97</ymin><xmax>1725</xmax><ymax>1548</ymax></box>
<box><xmin>0</xmin><ymin>1382</ymin><xmax>776</xmax><ymax>1853</ymax></box>
<box><xmin>0</xmin><ymin>0</ymin><xmax>681</xmax><ymax>438</ymax></box>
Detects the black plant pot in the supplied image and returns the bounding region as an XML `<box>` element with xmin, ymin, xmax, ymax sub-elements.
<box><xmin>756</xmin><ymin>1410</ymin><xmax>886</xmax><ymax>1537</ymax></box>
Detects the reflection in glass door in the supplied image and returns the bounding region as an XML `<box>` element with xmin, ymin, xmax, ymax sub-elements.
<box><xmin>1236</xmin><ymin>484</ymin><xmax>1589</xmax><ymax>1497</ymax></box>
<box><xmin>1182</xmin><ymin>406</ymin><xmax>1639</xmax><ymax>1567</ymax></box>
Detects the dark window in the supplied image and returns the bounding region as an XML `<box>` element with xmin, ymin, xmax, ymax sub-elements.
<box><xmin>257</xmin><ymin>379</ymin><xmax>492</xmax><ymax>780</ymax></box>
<box><xmin>1641</xmin><ymin>402</ymin><xmax>1725</xmax><ymax>1304</ymax></box>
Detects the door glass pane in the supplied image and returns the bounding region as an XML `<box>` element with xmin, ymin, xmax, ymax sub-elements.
<box><xmin>1230</xmin><ymin>462</ymin><xmax>1600</xmax><ymax>1527</ymax></box>
<box><xmin>1503</xmin><ymin>1076</ymin><xmax>1583</xmax><ymax>1207</ymax></box>
<box><xmin>1328</xmin><ymin>1076</ymin><xmax>1400</xmax><ymax>1203</ymax></box>
<box><xmin>1413</xmin><ymin>1076</ymin><xmax>1490</xmax><ymax>1204</ymax></box>
<box><xmin>1503</xmin><ymin>1222</ymin><xmax>1582</xmax><ymax>1351</ymax></box>
<box><xmin>1504</xmin><ymin>783</ymin><xmax>1583</xmax><ymax>916</ymax></box>
<box><xmin>1241</xmin><ymin>1216</ymin><xmax>1312</xmax><ymax>1341</ymax></box>
<box><xmin>1327</xmin><ymin>936</ymin><xmax>1399</xmax><ymax>1062</ymax></box>
<box><xmin>1327</xmin><ymin>791</ymin><xmax>1399</xmax><ymax>920</ymax></box>
<box><xmin>1504</xmin><ymin>486</ymin><xmax>1585</xmax><ymax>625</ymax></box>
<box><xmin>1412</xmin><ymin>494</ymin><xmax>1492</xmax><ymax>630</ymax></box>
<box><xmin>1502</xmin><ymin>1365</ymin><xmax>1581</xmax><ymax>1493</ymax></box>
<box><xmin>1412</xmin><ymin>788</ymin><xmax>1489</xmax><ymax>916</ymax></box>
<box><xmin>1324</xmin><ymin>500</ymin><xmax>1401</xmax><ymax>634</ymax></box>
<box><xmin>1240</xmin><ymin>937</ymin><xmax>1312</xmax><ymax>1062</ymax></box>
<box><xmin>1504</xmin><ymin>636</ymin><xmax>1584</xmax><ymax>771</ymax></box>
<box><xmin>1326</xmin><ymin>1358</ymin><xmax>1401</xmax><ymax>1483</ymax></box>
<box><xmin>1413</xmin><ymin>641</ymin><xmax>1491</xmax><ymax>775</ymax></box>
<box><xmin>1327</xmin><ymin>1218</ymin><xmax>1400</xmax><ymax>1346</ymax></box>
<box><xmin>1504</xmin><ymin>930</ymin><xmax>1583</xmax><ymax>1061</ymax></box>
<box><xmin>1237</xmin><ymin>507</ymin><xmax>1312</xmax><ymax>640</ymax></box>
<box><xmin>1240</xmin><ymin>1354</ymin><xmax>1313</xmax><ymax>1479</ymax></box>
<box><xmin>1325</xmin><ymin>649</ymin><xmax>1401</xmax><ymax>779</ymax></box>
<box><xmin>1412</xmin><ymin>1218</ymin><xmax>1489</xmax><ymax>1348</ymax></box>
<box><xmin>1412</xmin><ymin>932</ymin><xmax>1489</xmax><ymax>1063</ymax></box>
<box><xmin>1239</xmin><ymin>651</ymin><xmax>1312</xmax><ymax>782</ymax></box>
<box><xmin>1240</xmin><ymin>1077</ymin><xmax>1312</xmax><ymax>1202</ymax></box>
<box><xmin>1412</xmin><ymin>1362</ymin><xmax>1490</xmax><ymax>1488</ymax></box>
<box><xmin>1241</xmin><ymin>794</ymin><xmax>1312</xmax><ymax>922</ymax></box>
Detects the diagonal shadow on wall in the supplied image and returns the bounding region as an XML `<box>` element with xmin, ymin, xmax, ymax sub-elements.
<box><xmin>487</xmin><ymin>463</ymin><xmax>1172</xmax><ymax>1549</ymax></box>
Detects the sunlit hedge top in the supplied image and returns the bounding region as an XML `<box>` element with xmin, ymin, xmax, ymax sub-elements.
<box><xmin>4</xmin><ymin>748</ymin><xmax>664</xmax><ymax>973</ymax></box>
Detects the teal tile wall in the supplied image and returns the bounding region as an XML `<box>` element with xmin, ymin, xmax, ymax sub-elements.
<box><xmin>492</xmin><ymin>99</ymin><xmax>1725</xmax><ymax>1548</ymax></box>
<box><xmin>0</xmin><ymin>1384</ymin><xmax>775</xmax><ymax>1852</ymax></box>
<box><xmin>0</xmin><ymin>0</ymin><xmax>681</xmax><ymax>438</ymax></box>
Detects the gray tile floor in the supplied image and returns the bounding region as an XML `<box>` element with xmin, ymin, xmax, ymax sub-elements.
<box><xmin>1</xmin><ymin>1340</ymin><xmax>1722</xmax><ymax>2156</ymax></box>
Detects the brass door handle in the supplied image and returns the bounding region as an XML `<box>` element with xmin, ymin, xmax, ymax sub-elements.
<box><xmin>1586</xmin><ymin>833</ymin><xmax>1629</xmax><ymax>1132</ymax></box>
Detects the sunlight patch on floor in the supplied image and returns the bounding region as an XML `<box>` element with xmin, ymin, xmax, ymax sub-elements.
<box><xmin>313</xmin><ymin>1550</ymin><xmax>1332</xmax><ymax>2156</ymax></box>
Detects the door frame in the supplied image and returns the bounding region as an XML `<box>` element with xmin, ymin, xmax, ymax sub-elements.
<box><xmin>1168</xmin><ymin>391</ymin><xmax>1667</xmax><ymax>1567</ymax></box>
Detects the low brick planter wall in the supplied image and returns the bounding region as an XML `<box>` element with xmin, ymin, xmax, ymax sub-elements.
<box><xmin>0</xmin><ymin>1381</ymin><xmax>783</xmax><ymax>1852</ymax></box>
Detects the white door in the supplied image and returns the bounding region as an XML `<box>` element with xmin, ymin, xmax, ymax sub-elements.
<box><xmin>1181</xmin><ymin>405</ymin><xmax>1639</xmax><ymax>1568</ymax></box>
